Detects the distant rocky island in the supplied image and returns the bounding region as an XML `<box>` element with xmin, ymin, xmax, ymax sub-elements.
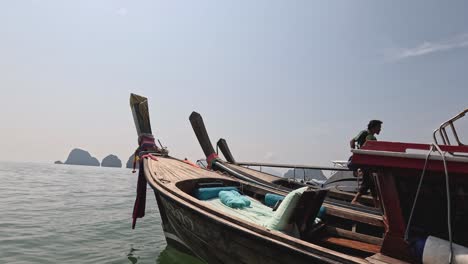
<box><xmin>55</xmin><ymin>148</ymin><xmax>130</xmax><ymax>168</ymax></box>
<box><xmin>101</xmin><ymin>154</ymin><xmax>122</xmax><ymax>168</ymax></box>
<box><xmin>63</xmin><ymin>148</ymin><xmax>100</xmax><ymax>166</ymax></box>
<box><xmin>283</xmin><ymin>168</ymin><xmax>327</xmax><ymax>181</ymax></box>
<box><xmin>126</xmin><ymin>154</ymin><xmax>139</xmax><ymax>169</ymax></box>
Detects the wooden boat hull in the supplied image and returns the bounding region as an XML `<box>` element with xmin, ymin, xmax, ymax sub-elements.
<box><xmin>149</xmin><ymin>178</ymin><xmax>358</xmax><ymax>264</ymax></box>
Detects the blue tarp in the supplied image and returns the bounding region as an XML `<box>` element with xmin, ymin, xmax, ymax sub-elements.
<box><xmin>194</xmin><ymin>186</ymin><xmax>238</xmax><ymax>200</ymax></box>
<box><xmin>219</xmin><ymin>190</ymin><xmax>251</xmax><ymax>208</ymax></box>
<box><xmin>264</xmin><ymin>193</ymin><xmax>285</xmax><ymax>207</ymax></box>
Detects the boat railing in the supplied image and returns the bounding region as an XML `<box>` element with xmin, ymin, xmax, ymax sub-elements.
<box><xmin>236</xmin><ymin>161</ymin><xmax>354</xmax><ymax>185</ymax></box>
<box><xmin>235</xmin><ymin>162</ymin><xmax>350</xmax><ymax>172</ymax></box>
<box><xmin>433</xmin><ymin>108</ymin><xmax>468</xmax><ymax>150</ymax></box>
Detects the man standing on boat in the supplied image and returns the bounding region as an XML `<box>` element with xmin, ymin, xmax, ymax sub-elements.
<box><xmin>349</xmin><ymin>120</ymin><xmax>382</xmax><ymax>206</ymax></box>
<box><xmin>349</xmin><ymin>120</ymin><xmax>382</xmax><ymax>150</ymax></box>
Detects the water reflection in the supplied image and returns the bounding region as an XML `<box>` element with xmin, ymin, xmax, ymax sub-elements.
<box><xmin>127</xmin><ymin>247</ymin><xmax>140</xmax><ymax>264</ymax></box>
<box><xmin>156</xmin><ymin>245</ymin><xmax>206</xmax><ymax>264</ymax></box>
<box><xmin>126</xmin><ymin>245</ymin><xmax>205</xmax><ymax>264</ymax></box>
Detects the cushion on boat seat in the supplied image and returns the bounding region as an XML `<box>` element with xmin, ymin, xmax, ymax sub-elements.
<box><xmin>219</xmin><ymin>190</ymin><xmax>251</xmax><ymax>208</ymax></box>
<box><xmin>194</xmin><ymin>186</ymin><xmax>238</xmax><ymax>200</ymax></box>
<box><xmin>263</xmin><ymin>187</ymin><xmax>308</xmax><ymax>231</ymax></box>
<box><xmin>264</xmin><ymin>193</ymin><xmax>285</xmax><ymax>207</ymax></box>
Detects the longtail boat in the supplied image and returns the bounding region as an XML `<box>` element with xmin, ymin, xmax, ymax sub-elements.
<box><xmin>190</xmin><ymin>111</ymin><xmax>376</xmax><ymax>207</ymax></box>
<box><xmin>130</xmin><ymin>94</ymin><xmax>468</xmax><ymax>263</ymax></box>
<box><xmin>216</xmin><ymin>143</ymin><xmax>358</xmax><ymax>193</ymax></box>
<box><xmin>217</xmin><ymin>138</ymin><xmax>361</xmax><ymax>192</ymax></box>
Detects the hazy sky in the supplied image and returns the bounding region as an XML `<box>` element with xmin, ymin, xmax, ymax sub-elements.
<box><xmin>1</xmin><ymin>1</ymin><xmax>468</xmax><ymax>166</ymax></box>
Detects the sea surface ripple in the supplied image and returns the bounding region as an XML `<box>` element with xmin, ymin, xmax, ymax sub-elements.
<box><xmin>0</xmin><ymin>161</ymin><xmax>203</xmax><ymax>264</ymax></box>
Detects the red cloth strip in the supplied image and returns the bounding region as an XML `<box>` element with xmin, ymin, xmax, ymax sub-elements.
<box><xmin>132</xmin><ymin>134</ymin><xmax>158</xmax><ymax>229</ymax></box>
<box><xmin>183</xmin><ymin>159</ymin><xmax>200</xmax><ymax>168</ymax></box>
<box><xmin>132</xmin><ymin>166</ymin><xmax>147</xmax><ymax>229</ymax></box>
<box><xmin>206</xmin><ymin>153</ymin><xmax>219</xmax><ymax>169</ymax></box>
<box><xmin>140</xmin><ymin>154</ymin><xmax>158</xmax><ymax>161</ymax></box>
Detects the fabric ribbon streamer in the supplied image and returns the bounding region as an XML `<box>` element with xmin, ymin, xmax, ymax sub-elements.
<box><xmin>132</xmin><ymin>134</ymin><xmax>158</xmax><ymax>229</ymax></box>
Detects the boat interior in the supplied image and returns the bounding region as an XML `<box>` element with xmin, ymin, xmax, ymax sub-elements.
<box><xmin>176</xmin><ymin>177</ymin><xmax>386</xmax><ymax>259</ymax></box>
<box><xmin>351</xmin><ymin>139</ymin><xmax>468</xmax><ymax>262</ymax></box>
<box><xmin>221</xmin><ymin>161</ymin><xmax>379</xmax><ymax>210</ymax></box>
<box><xmin>388</xmin><ymin>168</ymin><xmax>468</xmax><ymax>247</ymax></box>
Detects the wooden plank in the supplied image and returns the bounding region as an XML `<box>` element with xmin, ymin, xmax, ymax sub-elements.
<box><xmin>327</xmin><ymin>187</ymin><xmax>374</xmax><ymax>205</ymax></box>
<box><xmin>366</xmin><ymin>253</ymin><xmax>409</xmax><ymax>264</ymax></box>
<box><xmin>148</xmin><ymin>157</ymin><xmax>228</xmax><ymax>182</ymax></box>
<box><xmin>377</xmin><ymin>171</ymin><xmax>410</xmax><ymax>259</ymax></box>
<box><xmin>326</xmin><ymin>226</ymin><xmax>383</xmax><ymax>245</ymax></box>
<box><xmin>324</xmin><ymin>204</ymin><xmax>384</xmax><ymax>227</ymax></box>
<box><xmin>322</xmin><ymin>237</ymin><xmax>381</xmax><ymax>254</ymax></box>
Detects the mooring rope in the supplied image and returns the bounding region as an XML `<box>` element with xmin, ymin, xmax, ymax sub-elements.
<box><xmin>433</xmin><ymin>144</ymin><xmax>454</xmax><ymax>264</ymax></box>
<box><xmin>404</xmin><ymin>143</ymin><xmax>453</xmax><ymax>263</ymax></box>
<box><xmin>404</xmin><ymin>145</ymin><xmax>434</xmax><ymax>241</ymax></box>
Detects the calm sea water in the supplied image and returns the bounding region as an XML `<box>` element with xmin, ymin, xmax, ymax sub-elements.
<box><xmin>0</xmin><ymin>162</ymin><xmax>204</xmax><ymax>264</ymax></box>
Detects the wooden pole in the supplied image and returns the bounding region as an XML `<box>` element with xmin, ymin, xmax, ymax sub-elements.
<box><xmin>130</xmin><ymin>93</ymin><xmax>152</xmax><ymax>136</ymax></box>
<box><xmin>217</xmin><ymin>138</ymin><xmax>236</xmax><ymax>163</ymax></box>
<box><xmin>189</xmin><ymin>112</ymin><xmax>216</xmax><ymax>158</ymax></box>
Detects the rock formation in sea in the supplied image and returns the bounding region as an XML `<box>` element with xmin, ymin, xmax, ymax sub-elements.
<box><xmin>54</xmin><ymin>160</ymin><xmax>63</xmax><ymax>164</ymax></box>
<box><xmin>126</xmin><ymin>154</ymin><xmax>138</xmax><ymax>169</ymax></box>
<box><xmin>101</xmin><ymin>154</ymin><xmax>122</xmax><ymax>168</ymax></box>
<box><xmin>64</xmin><ymin>148</ymin><xmax>100</xmax><ymax>167</ymax></box>
<box><xmin>283</xmin><ymin>168</ymin><xmax>327</xmax><ymax>181</ymax></box>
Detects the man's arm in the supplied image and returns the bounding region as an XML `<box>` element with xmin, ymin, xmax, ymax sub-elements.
<box><xmin>350</xmin><ymin>138</ymin><xmax>356</xmax><ymax>149</ymax></box>
<box><xmin>350</xmin><ymin>130</ymin><xmax>365</xmax><ymax>149</ymax></box>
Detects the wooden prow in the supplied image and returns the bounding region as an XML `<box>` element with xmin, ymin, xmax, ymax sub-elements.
<box><xmin>130</xmin><ymin>93</ymin><xmax>153</xmax><ymax>136</ymax></box>
<box><xmin>189</xmin><ymin>112</ymin><xmax>217</xmax><ymax>159</ymax></box>
<box><xmin>217</xmin><ymin>138</ymin><xmax>236</xmax><ymax>163</ymax></box>
<box><xmin>129</xmin><ymin>93</ymin><xmax>157</xmax><ymax>229</ymax></box>
<box><xmin>189</xmin><ymin>112</ymin><xmax>288</xmax><ymax>190</ymax></box>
